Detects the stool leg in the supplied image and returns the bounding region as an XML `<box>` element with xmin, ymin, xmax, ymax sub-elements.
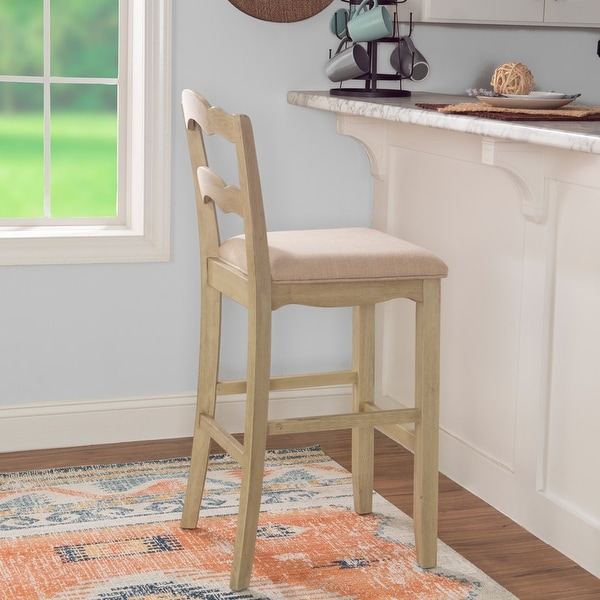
<box><xmin>352</xmin><ymin>304</ymin><xmax>375</xmax><ymax>515</ymax></box>
<box><xmin>413</xmin><ymin>279</ymin><xmax>441</xmax><ymax>569</ymax></box>
<box><xmin>181</xmin><ymin>285</ymin><xmax>222</xmax><ymax>529</ymax></box>
<box><xmin>230</xmin><ymin>303</ymin><xmax>272</xmax><ymax>591</ymax></box>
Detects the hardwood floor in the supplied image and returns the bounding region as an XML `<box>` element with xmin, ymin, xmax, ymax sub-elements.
<box><xmin>1</xmin><ymin>430</ymin><xmax>598</xmax><ymax>599</ymax></box>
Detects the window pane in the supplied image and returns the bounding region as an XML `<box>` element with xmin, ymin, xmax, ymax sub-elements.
<box><xmin>51</xmin><ymin>0</ymin><xmax>119</xmax><ymax>78</ymax></box>
<box><xmin>0</xmin><ymin>83</ymin><xmax>44</xmax><ymax>218</ymax></box>
<box><xmin>0</xmin><ymin>0</ymin><xmax>43</xmax><ymax>76</ymax></box>
<box><xmin>51</xmin><ymin>84</ymin><xmax>117</xmax><ymax>218</ymax></box>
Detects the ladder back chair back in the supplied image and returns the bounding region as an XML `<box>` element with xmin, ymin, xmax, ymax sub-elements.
<box><xmin>180</xmin><ymin>89</ymin><xmax>448</xmax><ymax>591</ymax></box>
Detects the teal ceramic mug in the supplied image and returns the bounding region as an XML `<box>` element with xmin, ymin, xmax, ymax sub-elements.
<box><xmin>347</xmin><ymin>0</ymin><xmax>392</xmax><ymax>43</ymax></box>
<box><xmin>329</xmin><ymin>5</ymin><xmax>356</xmax><ymax>39</ymax></box>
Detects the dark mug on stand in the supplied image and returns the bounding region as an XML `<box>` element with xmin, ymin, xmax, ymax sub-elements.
<box><xmin>326</xmin><ymin>38</ymin><xmax>370</xmax><ymax>82</ymax></box>
<box><xmin>390</xmin><ymin>36</ymin><xmax>429</xmax><ymax>81</ymax></box>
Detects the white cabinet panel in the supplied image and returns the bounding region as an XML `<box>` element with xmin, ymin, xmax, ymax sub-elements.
<box><xmin>545</xmin><ymin>0</ymin><xmax>600</xmax><ymax>24</ymax></box>
<box><xmin>382</xmin><ymin>141</ymin><xmax>524</xmax><ymax>471</ymax></box>
<box><xmin>424</xmin><ymin>0</ymin><xmax>544</xmax><ymax>23</ymax></box>
<box><xmin>420</xmin><ymin>0</ymin><xmax>600</xmax><ymax>25</ymax></box>
<box><xmin>545</xmin><ymin>182</ymin><xmax>600</xmax><ymax>524</ymax></box>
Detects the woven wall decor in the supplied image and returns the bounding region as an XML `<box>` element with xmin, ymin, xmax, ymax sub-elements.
<box><xmin>229</xmin><ymin>0</ymin><xmax>333</xmax><ymax>22</ymax></box>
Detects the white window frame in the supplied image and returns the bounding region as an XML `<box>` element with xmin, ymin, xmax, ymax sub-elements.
<box><xmin>0</xmin><ymin>0</ymin><xmax>171</xmax><ymax>265</ymax></box>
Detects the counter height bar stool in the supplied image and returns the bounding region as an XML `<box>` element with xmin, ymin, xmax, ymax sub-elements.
<box><xmin>180</xmin><ymin>89</ymin><xmax>448</xmax><ymax>591</ymax></box>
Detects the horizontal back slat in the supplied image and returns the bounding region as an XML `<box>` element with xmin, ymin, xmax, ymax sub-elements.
<box><xmin>197</xmin><ymin>166</ymin><xmax>244</xmax><ymax>217</ymax></box>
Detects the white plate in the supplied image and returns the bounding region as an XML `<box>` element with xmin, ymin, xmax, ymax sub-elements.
<box><xmin>505</xmin><ymin>91</ymin><xmax>568</xmax><ymax>100</ymax></box>
<box><xmin>477</xmin><ymin>94</ymin><xmax>576</xmax><ymax>109</ymax></box>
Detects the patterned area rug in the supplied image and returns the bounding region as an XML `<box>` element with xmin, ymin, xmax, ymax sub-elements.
<box><xmin>0</xmin><ymin>446</ymin><xmax>516</xmax><ymax>599</ymax></box>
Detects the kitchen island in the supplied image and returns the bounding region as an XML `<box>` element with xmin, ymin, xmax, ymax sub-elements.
<box><xmin>288</xmin><ymin>91</ymin><xmax>600</xmax><ymax>578</ymax></box>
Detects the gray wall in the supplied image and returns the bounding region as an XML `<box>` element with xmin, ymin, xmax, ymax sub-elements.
<box><xmin>0</xmin><ymin>1</ymin><xmax>598</xmax><ymax>424</ymax></box>
<box><xmin>413</xmin><ymin>22</ymin><xmax>600</xmax><ymax>100</ymax></box>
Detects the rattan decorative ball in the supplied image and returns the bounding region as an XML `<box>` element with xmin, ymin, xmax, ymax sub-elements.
<box><xmin>490</xmin><ymin>62</ymin><xmax>534</xmax><ymax>95</ymax></box>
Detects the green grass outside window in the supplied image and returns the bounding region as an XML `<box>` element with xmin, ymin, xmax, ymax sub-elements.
<box><xmin>0</xmin><ymin>112</ymin><xmax>117</xmax><ymax>219</ymax></box>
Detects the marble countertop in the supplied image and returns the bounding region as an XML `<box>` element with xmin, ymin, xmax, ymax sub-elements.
<box><xmin>287</xmin><ymin>91</ymin><xmax>600</xmax><ymax>155</ymax></box>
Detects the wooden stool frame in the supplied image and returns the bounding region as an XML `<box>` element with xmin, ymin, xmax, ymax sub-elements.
<box><xmin>180</xmin><ymin>89</ymin><xmax>444</xmax><ymax>591</ymax></box>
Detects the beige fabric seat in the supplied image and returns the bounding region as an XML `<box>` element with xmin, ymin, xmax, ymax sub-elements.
<box><xmin>180</xmin><ymin>89</ymin><xmax>448</xmax><ymax>591</ymax></box>
<box><xmin>220</xmin><ymin>227</ymin><xmax>447</xmax><ymax>283</ymax></box>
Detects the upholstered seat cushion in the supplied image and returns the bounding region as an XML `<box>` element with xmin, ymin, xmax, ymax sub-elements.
<box><xmin>218</xmin><ymin>227</ymin><xmax>448</xmax><ymax>283</ymax></box>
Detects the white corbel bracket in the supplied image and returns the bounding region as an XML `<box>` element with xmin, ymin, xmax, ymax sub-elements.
<box><xmin>336</xmin><ymin>114</ymin><xmax>388</xmax><ymax>181</ymax></box>
<box><xmin>481</xmin><ymin>138</ymin><xmax>547</xmax><ymax>223</ymax></box>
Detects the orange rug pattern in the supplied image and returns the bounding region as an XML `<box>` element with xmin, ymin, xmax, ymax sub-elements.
<box><xmin>0</xmin><ymin>447</ymin><xmax>516</xmax><ymax>599</ymax></box>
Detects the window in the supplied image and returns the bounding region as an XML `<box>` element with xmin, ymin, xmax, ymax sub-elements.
<box><xmin>0</xmin><ymin>0</ymin><xmax>171</xmax><ymax>265</ymax></box>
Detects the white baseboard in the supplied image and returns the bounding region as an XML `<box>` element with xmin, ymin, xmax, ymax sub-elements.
<box><xmin>0</xmin><ymin>385</ymin><xmax>354</xmax><ymax>453</ymax></box>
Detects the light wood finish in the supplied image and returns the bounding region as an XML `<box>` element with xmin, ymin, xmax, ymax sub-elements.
<box><xmin>2</xmin><ymin>432</ymin><xmax>599</xmax><ymax>600</ymax></box>
<box><xmin>180</xmin><ymin>89</ymin><xmax>446</xmax><ymax>590</ymax></box>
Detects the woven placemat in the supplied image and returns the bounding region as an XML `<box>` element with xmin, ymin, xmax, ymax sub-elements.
<box><xmin>417</xmin><ymin>102</ymin><xmax>600</xmax><ymax>122</ymax></box>
<box><xmin>229</xmin><ymin>0</ymin><xmax>333</xmax><ymax>22</ymax></box>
